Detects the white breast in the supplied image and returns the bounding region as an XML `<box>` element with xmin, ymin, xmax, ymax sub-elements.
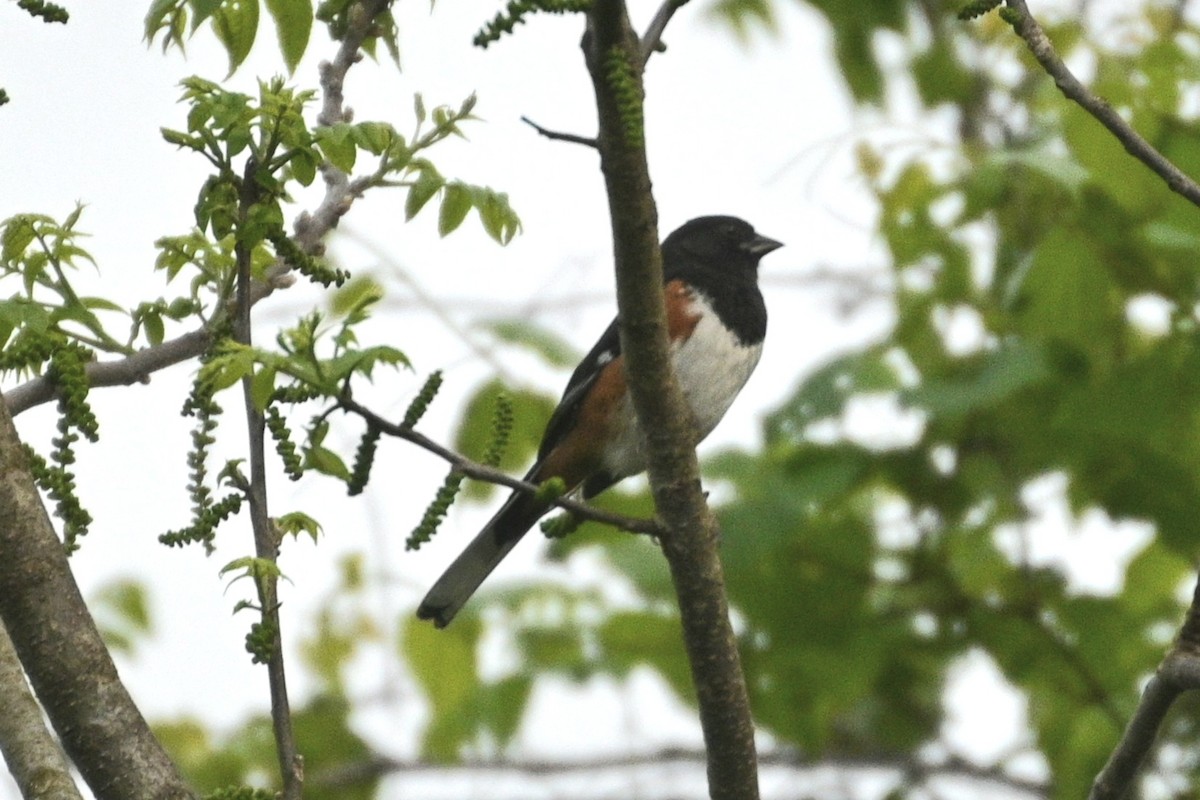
<box><xmin>600</xmin><ymin>292</ymin><xmax>763</xmax><ymax>479</ymax></box>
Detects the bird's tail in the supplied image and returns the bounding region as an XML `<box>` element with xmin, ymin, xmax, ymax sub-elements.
<box><xmin>416</xmin><ymin>476</ymin><xmax>550</xmax><ymax>628</ymax></box>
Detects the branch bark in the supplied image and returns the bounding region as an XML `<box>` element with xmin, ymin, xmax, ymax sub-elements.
<box><xmin>582</xmin><ymin>2</ymin><xmax>759</xmax><ymax>799</ymax></box>
<box><xmin>0</xmin><ymin>619</ymin><xmax>84</xmax><ymax>800</ymax></box>
<box><xmin>309</xmin><ymin>747</ymin><xmax>1047</xmax><ymax>797</ymax></box>
<box><xmin>0</xmin><ymin>397</ymin><xmax>196</xmax><ymax>799</ymax></box>
<box><xmin>233</xmin><ymin>155</ymin><xmax>304</xmax><ymax>799</ymax></box>
<box><xmin>1088</xmin><ymin>573</ymin><xmax>1200</xmax><ymax>800</ymax></box>
<box><xmin>1003</xmin><ymin>0</ymin><xmax>1200</xmax><ymax>207</ymax></box>
<box><xmin>340</xmin><ymin>396</ymin><xmax>664</xmax><ymax>536</ymax></box>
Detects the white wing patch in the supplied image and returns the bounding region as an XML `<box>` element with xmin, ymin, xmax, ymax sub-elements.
<box><xmin>598</xmin><ymin>291</ymin><xmax>762</xmax><ymax>479</ymax></box>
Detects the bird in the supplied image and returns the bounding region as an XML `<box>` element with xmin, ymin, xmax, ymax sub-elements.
<box><xmin>417</xmin><ymin>215</ymin><xmax>783</xmax><ymax>628</ymax></box>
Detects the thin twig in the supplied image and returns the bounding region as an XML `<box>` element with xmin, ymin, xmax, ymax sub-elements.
<box><xmin>1003</xmin><ymin>0</ymin><xmax>1200</xmax><ymax>207</ymax></box>
<box><xmin>339</xmin><ymin>396</ymin><xmax>664</xmax><ymax>537</ymax></box>
<box><xmin>308</xmin><ymin>747</ymin><xmax>1047</xmax><ymax>798</ymax></box>
<box><xmin>639</xmin><ymin>0</ymin><xmax>689</xmax><ymax>66</ymax></box>
<box><xmin>232</xmin><ymin>156</ymin><xmax>303</xmax><ymax>800</ymax></box>
<box><xmin>520</xmin><ymin>116</ymin><xmax>598</xmax><ymax>149</ymax></box>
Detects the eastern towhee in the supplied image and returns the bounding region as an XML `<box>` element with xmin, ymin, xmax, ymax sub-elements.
<box><xmin>418</xmin><ymin>215</ymin><xmax>783</xmax><ymax>627</ymax></box>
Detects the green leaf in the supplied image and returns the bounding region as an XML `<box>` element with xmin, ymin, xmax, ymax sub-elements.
<box><xmin>329</xmin><ymin>275</ymin><xmax>384</xmax><ymax>317</ymax></box>
<box><xmin>250</xmin><ymin>365</ymin><xmax>276</xmax><ymax>410</ymax></box>
<box><xmin>1</xmin><ymin>216</ymin><xmax>36</xmax><ymax>264</ymax></box>
<box><xmin>352</xmin><ymin>121</ymin><xmax>394</xmax><ymax>155</ymax></box>
<box><xmin>94</xmin><ymin>578</ymin><xmax>153</xmax><ymax>631</ymax></box>
<box><xmin>474</xmin><ymin>675</ymin><xmax>532</xmax><ymax>747</ymax></box>
<box><xmin>143</xmin><ymin>312</ymin><xmax>166</xmax><ymax>346</ymax></box>
<box><xmin>405</xmin><ymin>167</ymin><xmax>443</xmax><ymax>221</ymax></box>
<box><xmin>315</xmin><ymin>123</ymin><xmax>356</xmax><ymax>172</ymax></box>
<box><xmin>144</xmin><ymin>0</ymin><xmax>179</xmax><ymax>40</ymax></box>
<box><xmin>764</xmin><ymin>347</ymin><xmax>900</xmax><ymax>441</ymax></box>
<box><xmin>290</xmin><ymin>148</ymin><xmax>318</xmax><ymax>186</ymax></box>
<box><xmin>479</xmin><ymin>318</ymin><xmax>579</xmax><ymax>368</ymax></box>
<box><xmin>905</xmin><ymin>341</ymin><xmax>1052</xmax><ymax>420</ymax></box>
<box><xmin>265</xmin><ymin>0</ymin><xmax>313</xmax><ymax>73</ymax></box>
<box><xmin>213</xmin><ymin>0</ymin><xmax>261</xmax><ymax>75</ymax></box>
<box><xmin>305</xmin><ymin>445</ymin><xmax>350</xmax><ymax>480</ymax></box>
<box><xmin>276</xmin><ymin>510</ymin><xmax>322</xmax><ymax>542</ymax></box>
<box><xmin>160</xmin><ymin>127</ymin><xmax>204</xmax><ymax>152</ymax></box>
<box><xmin>401</xmin><ymin>614</ymin><xmax>482</xmax><ymax>760</ymax></box>
<box><xmin>1009</xmin><ymin>225</ymin><xmax>1122</xmax><ymax>366</ymax></box>
<box><xmin>437</xmin><ymin>182</ymin><xmax>472</xmax><ymax>237</ymax></box>
<box><xmin>191</xmin><ymin>0</ymin><xmax>222</xmax><ymax>32</ymax></box>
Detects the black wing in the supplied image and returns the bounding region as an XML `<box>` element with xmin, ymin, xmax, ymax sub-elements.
<box><xmin>536</xmin><ymin>316</ymin><xmax>621</xmax><ymax>463</ymax></box>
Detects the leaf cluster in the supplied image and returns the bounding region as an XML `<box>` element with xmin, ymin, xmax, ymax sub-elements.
<box><xmin>145</xmin><ymin>0</ymin><xmax>319</xmax><ymax>74</ymax></box>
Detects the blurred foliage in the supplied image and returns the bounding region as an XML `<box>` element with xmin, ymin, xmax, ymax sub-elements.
<box><xmin>156</xmin><ymin>555</ymin><xmax>380</xmax><ymax>800</ymax></box>
<box><xmin>403</xmin><ymin>2</ymin><xmax>1200</xmax><ymax>799</ymax></box>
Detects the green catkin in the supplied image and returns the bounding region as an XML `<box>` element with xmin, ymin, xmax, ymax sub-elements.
<box><xmin>473</xmin><ymin>0</ymin><xmax>591</xmax><ymax>48</ymax></box>
<box><xmin>402</xmin><ymin>370</ymin><xmax>443</xmax><ymax>428</ymax></box>
<box><xmin>265</xmin><ymin>405</ymin><xmax>303</xmax><ymax>480</ymax></box>
<box><xmin>481</xmin><ymin>391</ymin><xmax>513</xmax><ymax>468</ymax></box>
<box><xmin>347</xmin><ymin>423</ymin><xmax>381</xmax><ymax>496</ymax></box>
<box><xmin>406</xmin><ymin>470</ymin><xmax>465</xmax><ymax>550</ymax></box>
<box><xmin>957</xmin><ymin>0</ymin><xmax>1003</xmax><ymax>20</ymax></box>
<box><xmin>604</xmin><ymin>46</ymin><xmax>644</xmax><ymax>148</ymax></box>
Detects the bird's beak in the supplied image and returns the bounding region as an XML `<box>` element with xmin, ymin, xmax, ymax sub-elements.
<box><xmin>741</xmin><ymin>234</ymin><xmax>783</xmax><ymax>256</ymax></box>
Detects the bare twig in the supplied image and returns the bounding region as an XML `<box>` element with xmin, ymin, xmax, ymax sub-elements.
<box><xmin>1003</xmin><ymin>0</ymin><xmax>1200</xmax><ymax>207</ymax></box>
<box><xmin>339</xmin><ymin>395</ymin><xmax>664</xmax><ymax>537</ymax></box>
<box><xmin>639</xmin><ymin>0</ymin><xmax>690</xmax><ymax>65</ymax></box>
<box><xmin>308</xmin><ymin>747</ymin><xmax>1047</xmax><ymax>797</ymax></box>
<box><xmin>233</xmin><ymin>156</ymin><xmax>303</xmax><ymax>799</ymax></box>
<box><xmin>520</xmin><ymin>115</ymin><xmax>599</xmax><ymax>149</ymax></box>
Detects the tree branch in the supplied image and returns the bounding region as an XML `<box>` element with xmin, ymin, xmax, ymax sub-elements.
<box><xmin>1088</xmin><ymin>572</ymin><xmax>1200</xmax><ymax>800</ymax></box>
<box><xmin>0</xmin><ymin>619</ymin><xmax>84</xmax><ymax>800</ymax></box>
<box><xmin>639</xmin><ymin>0</ymin><xmax>690</xmax><ymax>66</ymax></box>
<box><xmin>1003</xmin><ymin>0</ymin><xmax>1200</xmax><ymax>207</ymax></box>
<box><xmin>339</xmin><ymin>396</ymin><xmax>664</xmax><ymax>537</ymax></box>
<box><xmin>0</xmin><ymin>398</ymin><xmax>195</xmax><ymax>798</ymax></box>
<box><xmin>233</xmin><ymin>156</ymin><xmax>304</xmax><ymax>799</ymax></box>
<box><xmin>5</xmin><ymin>0</ymin><xmax>394</xmax><ymax>420</ymax></box>
<box><xmin>307</xmin><ymin>747</ymin><xmax>1047</xmax><ymax>798</ymax></box>
<box><xmin>582</xmin><ymin>2</ymin><xmax>759</xmax><ymax>799</ymax></box>
<box><xmin>519</xmin><ymin>116</ymin><xmax>598</xmax><ymax>149</ymax></box>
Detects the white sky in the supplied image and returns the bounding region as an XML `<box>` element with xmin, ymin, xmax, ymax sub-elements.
<box><xmin>0</xmin><ymin>1</ymin><xmax>1149</xmax><ymax>798</ymax></box>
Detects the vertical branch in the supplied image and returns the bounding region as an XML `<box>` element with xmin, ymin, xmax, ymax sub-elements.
<box><xmin>582</xmin><ymin>2</ymin><xmax>760</xmax><ymax>799</ymax></box>
<box><xmin>233</xmin><ymin>158</ymin><xmax>303</xmax><ymax>799</ymax></box>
